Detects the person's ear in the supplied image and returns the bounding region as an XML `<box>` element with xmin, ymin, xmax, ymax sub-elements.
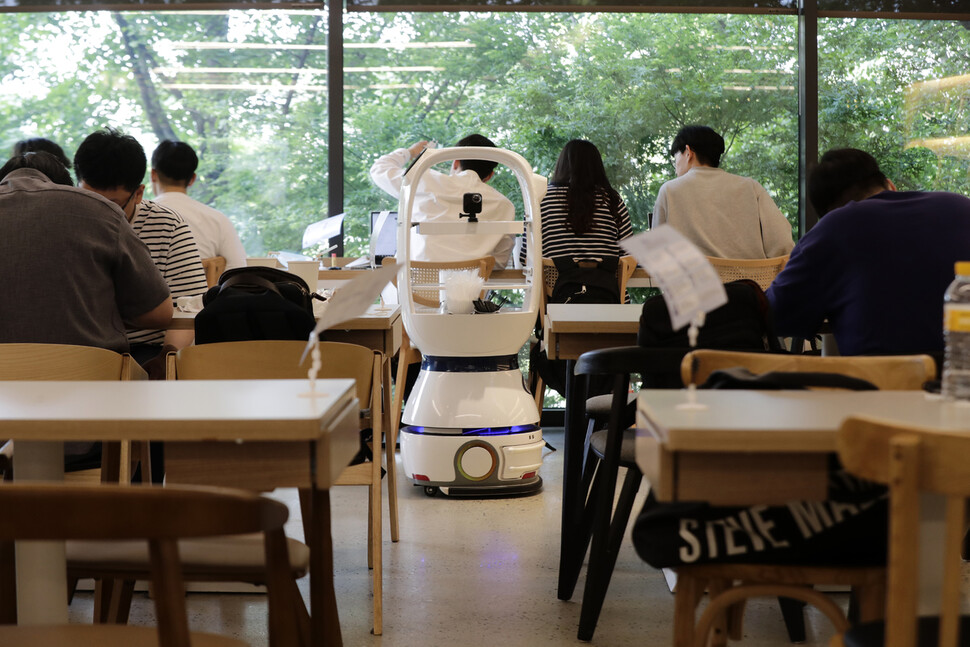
<box><xmin>150</xmin><ymin>169</ymin><xmax>158</xmax><ymax>183</ymax></box>
<box><xmin>135</xmin><ymin>184</ymin><xmax>146</xmax><ymax>203</ymax></box>
<box><xmin>452</xmin><ymin>160</ymin><xmax>461</xmax><ymax>172</ymax></box>
<box><xmin>187</xmin><ymin>173</ymin><xmax>197</xmax><ymax>188</ymax></box>
<box><xmin>683</xmin><ymin>145</ymin><xmax>693</xmax><ymax>163</ymax></box>
<box><xmin>885</xmin><ymin>178</ymin><xmax>898</xmax><ymax>192</ymax></box>
<box><xmin>483</xmin><ymin>170</ymin><xmax>495</xmax><ymax>183</ymax></box>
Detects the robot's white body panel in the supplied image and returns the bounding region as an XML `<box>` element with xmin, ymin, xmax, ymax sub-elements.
<box><xmin>396</xmin><ymin>147</ymin><xmax>545</xmax><ymax>496</ymax></box>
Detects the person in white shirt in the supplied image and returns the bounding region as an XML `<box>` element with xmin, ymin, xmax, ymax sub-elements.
<box><xmin>369</xmin><ymin>134</ymin><xmax>516</xmax><ymax>267</ymax></box>
<box><xmin>652</xmin><ymin>125</ymin><xmax>794</xmax><ymax>259</ymax></box>
<box><xmin>150</xmin><ymin>140</ymin><xmax>247</xmax><ymax>271</ymax></box>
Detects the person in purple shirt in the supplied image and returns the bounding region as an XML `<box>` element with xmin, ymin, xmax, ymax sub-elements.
<box><xmin>766</xmin><ymin>148</ymin><xmax>970</xmax><ymax>359</ymax></box>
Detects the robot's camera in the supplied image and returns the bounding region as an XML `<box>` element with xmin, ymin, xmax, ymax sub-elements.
<box><xmin>459</xmin><ymin>192</ymin><xmax>483</xmax><ymax>222</ymax></box>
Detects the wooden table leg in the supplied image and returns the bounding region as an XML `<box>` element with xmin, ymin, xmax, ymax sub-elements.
<box><xmin>308</xmin><ymin>487</ymin><xmax>342</xmax><ymax>646</ymax></box>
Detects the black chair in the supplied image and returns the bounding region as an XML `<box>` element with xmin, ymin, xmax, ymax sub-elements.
<box><xmin>559</xmin><ymin>345</ymin><xmax>690</xmax><ymax>642</ymax></box>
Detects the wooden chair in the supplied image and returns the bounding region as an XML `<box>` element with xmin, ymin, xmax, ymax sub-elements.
<box><xmin>200</xmin><ymin>256</ymin><xmax>227</xmax><ymax>288</ymax></box>
<box><xmin>0</xmin><ymin>482</ymin><xmax>304</xmax><ymax>647</ymax></box>
<box><xmin>833</xmin><ymin>416</ymin><xmax>970</xmax><ymax>647</ymax></box>
<box><xmin>705</xmin><ymin>255</ymin><xmax>789</xmax><ymax>291</ymax></box>
<box><xmin>0</xmin><ymin>343</ymin><xmax>148</xmax><ymax>625</ymax></box>
<box><xmin>383</xmin><ymin>256</ymin><xmax>495</xmax><ymax>446</ymax></box>
<box><xmin>682</xmin><ymin>350</ymin><xmax>938</xmax><ymax>391</ymax></box>
<box><xmin>164</xmin><ymin>340</ymin><xmax>389</xmax><ymax>635</ymax></box>
<box><xmin>530</xmin><ymin>255</ymin><xmax>637</xmax><ymax>408</ymax></box>
<box><xmin>677</xmin><ymin>351</ymin><xmax>937</xmax><ymax>647</ymax></box>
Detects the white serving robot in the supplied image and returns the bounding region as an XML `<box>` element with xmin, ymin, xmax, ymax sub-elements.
<box><xmin>396</xmin><ymin>146</ymin><xmax>546</xmax><ymax>497</ymax></box>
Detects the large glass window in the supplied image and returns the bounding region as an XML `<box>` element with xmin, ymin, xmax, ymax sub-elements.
<box><xmin>345</xmin><ymin>11</ymin><xmax>799</xmax><ymax>255</ymax></box>
<box><xmin>818</xmin><ymin>19</ymin><xmax>970</xmax><ymax>194</ymax></box>
<box><xmin>0</xmin><ymin>8</ymin><xmax>329</xmax><ymax>255</ymax></box>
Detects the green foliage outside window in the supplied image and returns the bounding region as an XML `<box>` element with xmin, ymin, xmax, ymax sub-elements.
<box><xmin>0</xmin><ymin>9</ymin><xmax>968</xmax><ymax>259</ymax></box>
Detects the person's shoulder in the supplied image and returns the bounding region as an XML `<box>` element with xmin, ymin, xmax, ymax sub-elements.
<box><xmin>139</xmin><ymin>199</ymin><xmax>185</xmax><ymax>222</ymax></box>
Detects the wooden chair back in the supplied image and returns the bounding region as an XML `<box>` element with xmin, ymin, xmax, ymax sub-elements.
<box><xmin>0</xmin><ymin>482</ymin><xmax>289</xmax><ymax>647</ymax></box>
<box><xmin>0</xmin><ymin>344</ymin><xmax>147</xmax><ymax>484</ymax></box>
<box><xmin>0</xmin><ymin>343</ymin><xmax>145</xmax><ymax>382</ymax></box>
<box><xmin>201</xmin><ymin>256</ymin><xmax>227</xmax><ymax>288</ymax></box>
<box><xmin>837</xmin><ymin>416</ymin><xmax>970</xmax><ymax>647</ymax></box>
<box><xmin>705</xmin><ymin>255</ymin><xmax>789</xmax><ymax>291</ymax></box>
<box><xmin>168</xmin><ymin>339</ymin><xmax>377</xmax><ymax>431</ymax></box>
<box><xmin>166</xmin><ymin>339</ymin><xmax>388</xmax><ymax>634</ymax></box>
<box><xmin>681</xmin><ymin>349</ymin><xmax>937</xmax><ymax>391</ymax></box>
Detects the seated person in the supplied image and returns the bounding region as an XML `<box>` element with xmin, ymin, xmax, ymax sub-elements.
<box><xmin>519</xmin><ymin>138</ymin><xmax>633</xmax><ymax>267</ymax></box>
<box><xmin>520</xmin><ymin>139</ymin><xmax>634</xmax><ymax>397</ymax></box>
<box><xmin>151</xmin><ymin>140</ymin><xmax>247</xmax><ymax>271</ymax></box>
<box><xmin>0</xmin><ymin>151</ymin><xmax>172</xmax><ymax>471</ymax></box>
<box><xmin>74</xmin><ymin>128</ymin><xmax>208</xmax><ymax>367</ymax></box>
<box><xmin>652</xmin><ymin>125</ymin><xmax>793</xmax><ymax>259</ymax></box>
<box><xmin>766</xmin><ymin>148</ymin><xmax>970</xmax><ymax>357</ymax></box>
<box><xmin>12</xmin><ymin>136</ymin><xmax>72</xmax><ymax>170</ymax></box>
<box><xmin>369</xmin><ymin>134</ymin><xmax>516</xmax><ymax>267</ymax></box>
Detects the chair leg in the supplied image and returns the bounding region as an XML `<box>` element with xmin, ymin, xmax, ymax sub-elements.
<box><xmin>674</xmin><ymin>572</ymin><xmax>707</xmax><ymax>647</ymax></box>
<box><xmin>0</xmin><ymin>539</ymin><xmax>16</xmax><ymax>624</ymax></box>
<box><xmin>853</xmin><ymin>579</ymin><xmax>886</xmax><ymax>623</ymax></box>
<box><xmin>383</xmin><ymin>360</ymin><xmax>399</xmax><ymax>543</ymax></box>
<box><xmin>707</xmin><ymin>579</ymin><xmax>731</xmax><ymax>647</ymax></box>
<box><xmin>558</xmin><ymin>453</ymin><xmax>602</xmax><ymax>602</ymax></box>
<box><xmin>778</xmin><ymin>596</ymin><xmax>807</xmax><ymax>643</ymax></box>
<box><xmin>390</xmin><ymin>336</ymin><xmax>411</xmax><ymax>445</ymax></box>
<box><xmin>369</xmin><ymin>452</ymin><xmax>383</xmax><ymax>635</ymax></box>
<box><xmin>577</xmin><ymin>466</ymin><xmax>642</xmax><ymax>640</ymax></box>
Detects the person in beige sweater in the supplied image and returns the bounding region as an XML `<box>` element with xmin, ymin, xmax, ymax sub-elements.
<box><xmin>652</xmin><ymin>125</ymin><xmax>794</xmax><ymax>259</ymax></box>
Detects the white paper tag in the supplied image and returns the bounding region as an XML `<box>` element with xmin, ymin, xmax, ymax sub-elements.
<box><xmin>621</xmin><ymin>225</ymin><xmax>727</xmax><ymax>330</ymax></box>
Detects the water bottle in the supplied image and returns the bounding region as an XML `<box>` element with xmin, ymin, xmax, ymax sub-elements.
<box><xmin>943</xmin><ymin>261</ymin><xmax>970</xmax><ymax>401</ymax></box>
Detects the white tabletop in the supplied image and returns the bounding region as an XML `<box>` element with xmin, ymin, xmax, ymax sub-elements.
<box><xmin>635</xmin><ymin>389</ymin><xmax>970</xmax><ymax>457</ymax></box>
<box><xmin>0</xmin><ymin>379</ymin><xmax>356</xmax><ymax>441</ymax></box>
<box><xmin>545</xmin><ymin>303</ymin><xmax>642</xmax><ymax>328</ymax></box>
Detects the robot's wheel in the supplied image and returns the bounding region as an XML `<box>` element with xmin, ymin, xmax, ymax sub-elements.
<box><xmin>423</xmin><ymin>486</ymin><xmax>439</xmax><ymax>498</ymax></box>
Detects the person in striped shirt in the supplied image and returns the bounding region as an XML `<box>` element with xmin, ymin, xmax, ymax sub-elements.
<box><xmin>74</xmin><ymin>128</ymin><xmax>208</xmax><ymax>367</ymax></box>
<box><xmin>519</xmin><ymin>139</ymin><xmax>634</xmax><ymax>267</ymax></box>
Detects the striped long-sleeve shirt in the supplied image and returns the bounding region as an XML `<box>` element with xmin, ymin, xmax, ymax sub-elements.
<box><xmin>520</xmin><ymin>184</ymin><xmax>634</xmax><ymax>265</ymax></box>
<box><xmin>127</xmin><ymin>199</ymin><xmax>208</xmax><ymax>347</ymax></box>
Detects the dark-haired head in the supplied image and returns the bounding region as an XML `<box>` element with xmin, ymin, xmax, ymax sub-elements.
<box><xmin>0</xmin><ymin>151</ymin><xmax>75</xmax><ymax>186</ymax></box>
<box><xmin>151</xmin><ymin>140</ymin><xmax>198</xmax><ymax>187</ymax></box>
<box><xmin>74</xmin><ymin>127</ymin><xmax>146</xmax><ymax>192</ymax></box>
<box><xmin>550</xmin><ymin>139</ymin><xmax>621</xmax><ymax>235</ymax></box>
<box><xmin>13</xmin><ymin>137</ymin><xmax>72</xmax><ymax>169</ymax></box>
<box><xmin>455</xmin><ymin>133</ymin><xmax>499</xmax><ymax>181</ymax></box>
<box><xmin>669</xmin><ymin>125</ymin><xmax>725</xmax><ymax>168</ymax></box>
<box><xmin>809</xmin><ymin>148</ymin><xmax>889</xmax><ymax>217</ymax></box>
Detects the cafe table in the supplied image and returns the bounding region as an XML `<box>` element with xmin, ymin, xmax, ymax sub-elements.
<box><xmin>6</xmin><ymin>378</ymin><xmax>358</xmax><ymax>646</ymax></box>
<box><xmin>543</xmin><ymin>303</ymin><xmax>642</xmax><ymax>599</ymax></box>
<box><xmin>635</xmin><ymin>388</ymin><xmax>970</xmax><ymax>610</ymax></box>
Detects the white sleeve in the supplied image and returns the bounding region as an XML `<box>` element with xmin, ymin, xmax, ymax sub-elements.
<box><xmin>369</xmin><ymin>148</ymin><xmax>411</xmax><ymax>199</ymax></box>
<box><xmin>219</xmin><ymin>219</ymin><xmax>248</xmax><ymax>270</ymax></box>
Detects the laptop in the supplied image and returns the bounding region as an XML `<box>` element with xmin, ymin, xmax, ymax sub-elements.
<box><xmin>370</xmin><ymin>210</ymin><xmax>398</xmax><ymax>264</ymax></box>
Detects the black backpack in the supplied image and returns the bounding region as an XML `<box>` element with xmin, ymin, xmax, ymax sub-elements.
<box><xmin>634</xmin><ymin>279</ymin><xmax>783</xmax><ymax>388</ymax></box>
<box><xmin>638</xmin><ymin>279</ymin><xmax>783</xmax><ymax>352</ymax></box>
<box><xmin>550</xmin><ymin>256</ymin><xmax>621</xmax><ymax>305</ymax></box>
<box><xmin>194</xmin><ymin>266</ymin><xmax>322</xmax><ymax>344</ymax></box>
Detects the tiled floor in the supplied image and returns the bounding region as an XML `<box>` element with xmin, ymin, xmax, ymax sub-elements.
<box><xmin>68</xmin><ymin>427</ymin><xmax>844</xmax><ymax>646</ymax></box>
